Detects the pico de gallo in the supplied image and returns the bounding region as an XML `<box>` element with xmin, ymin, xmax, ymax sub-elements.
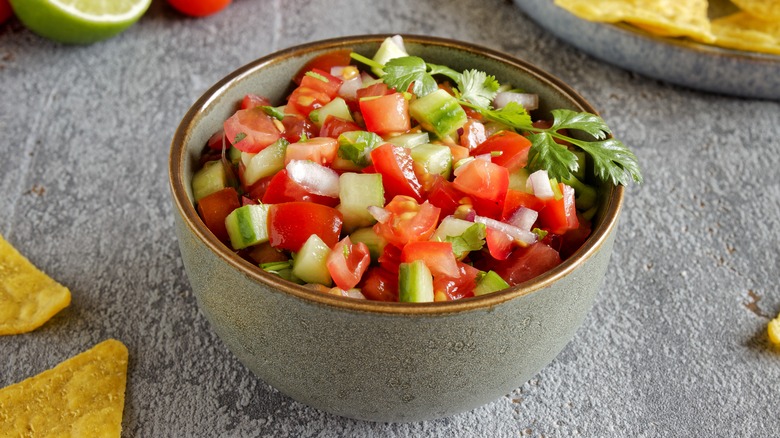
<box><xmin>191</xmin><ymin>36</ymin><xmax>640</xmax><ymax>303</ymax></box>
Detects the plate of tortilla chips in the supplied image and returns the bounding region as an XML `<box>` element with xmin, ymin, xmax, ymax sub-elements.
<box><xmin>514</xmin><ymin>0</ymin><xmax>780</xmax><ymax>99</ymax></box>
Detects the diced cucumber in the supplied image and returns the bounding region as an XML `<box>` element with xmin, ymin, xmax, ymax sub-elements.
<box><xmin>349</xmin><ymin>227</ymin><xmax>387</xmax><ymax>261</ymax></box>
<box><xmin>572</xmin><ymin>150</ymin><xmax>588</xmax><ymax>181</ymax></box>
<box><xmin>309</xmin><ymin>97</ymin><xmax>354</xmax><ymax>127</ymax></box>
<box><xmin>292</xmin><ymin>234</ymin><xmax>332</xmax><ymax>286</ymax></box>
<box><xmin>474</xmin><ymin>270</ymin><xmax>509</xmax><ymax>296</ymax></box>
<box><xmin>398</xmin><ymin>260</ymin><xmax>434</xmax><ymax>303</ymax></box>
<box><xmin>431</xmin><ymin>216</ymin><xmax>477</xmax><ymax>242</ymax></box>
<box><xmin>242</xmin><ymin>139</ymin><xmax>289</xmax><ymax>186</ymax></box>
<box><xmin>508</xmin><ymin>167</ymin><xmax>531</xmax><ymax>192</ymax></box>
<box><xmin>371</xmin><ymin>36</ymin><xmax>408</xmax><ymax>77</ymax></box>
<box><xmin>192</xmin><ymin>160</ymin><xmax>228</xmax><ymax>202</ymax></box>
<box><xmin>337</xmin><ymin>173</ymin><xmax>385</xmax><ymax>232</ymax></box>
<box><xmin>409</xmin><ymin>89</ymin><xmax>468</xmax><ymax>139</ymax></box>
<box><xmin>225</xmin><ymin>204</ymin><xmax>271</xmax><ymax>250</ymax></box>
<box><xmin>410</xmin><ymin>143</ymin><xmax>452</xmax><ymax>180</ymax></box>
<box><xmin>227</xmin><ymin>145</ymin><xmax>242</xmax><ymax>166</ymax></box>
<box><xmin>431</xmin><ymin>217</ymin><xmax>486</xmax><ymax>259</ymax></box>
<box><xmin>562</xmin><ymin>175</ymin><xmax>598</xmax><ymax>211</ymax></box>
<box><xmin>385</xmin><ymin>132</ymin><xmax>430</xmax><ymax>149</ymax></box>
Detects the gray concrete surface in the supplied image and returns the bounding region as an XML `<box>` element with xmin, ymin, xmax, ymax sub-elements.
<box><xmin>1</xmin><ymin>1</ymin><xmax>779</xmax><ymax>436</ymax></box>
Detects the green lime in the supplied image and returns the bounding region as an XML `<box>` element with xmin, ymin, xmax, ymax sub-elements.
<box><xmin>9</xmin><ymin>0</ymin><xmax>151</xmax><ymax>44</ymax></box>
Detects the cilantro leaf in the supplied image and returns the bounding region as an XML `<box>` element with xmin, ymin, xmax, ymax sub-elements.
<box><xmin>445</xmin><ymin>222</ymin><xmax>486</xmax><ymax>258</ymax></box>
<box><xmin>478</xmin><ymin>101</ymin><xmax>532</xmax><ymax>128</ymax></box>
<box><xmin>456</xmin><ymin>69</ymin><xmax>500</xmax><ymax>107</ymax></box>
<box><xmin>260</xmin><ymin>105</ymin><xmax>285</xmax><ymax>121</ymax></box>
<box><xmin>526</xmin><ymin>132</ymin><xmax>579</xmax><ymax>181</ymax></box>
<box><xmin>382</xmin><ymin>56</ymin><xmax>437</xmax><ymax>96</ymax></box>
<box><xmin>572</xmin><ymin>137</ymin><xmax>643</xmax><ymax>185</ymax></box>
<box><xmin>337</xmin><ymin>131</ymin><xmax>383</xmax><ymax>166</ymax></box>
<box><xmin>548</xmin><ymin>109</ymin><xmax>610</xmax><ymax>140</ymax></box>
<box><xmin>233</xmin><ymin>132</ymin><xmax>247</xmax><ymax>144</ymax></box>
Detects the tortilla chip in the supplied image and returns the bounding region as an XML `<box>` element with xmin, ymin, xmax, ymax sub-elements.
<box><xmin>711</xmin><ymin>12</ymin><xmax>780</xmax><ymax>55</ymax></box>
<box><xmin>731</xmin><ymin>0</ymin><xmax>780</xmax><ymax>21</ymax></box>
<box><xmin>554</xmin><ymin>0</ymin><xmax>716</xmax><ymax>43</ymax></box>
<box><xmin>0</xmin><ymin>339</ymin><xmax>129</xmax><ymax>437</ymax></box>
<box><xmin>0</xmin><ymin>234</ymin><xmax>71</xmax><ymax>335</ymax></box>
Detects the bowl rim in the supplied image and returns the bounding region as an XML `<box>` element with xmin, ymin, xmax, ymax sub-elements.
<box><xmin>169</xmin><ymin>33</ymin><xmax>625</xmax><ymax>315</ymax></box>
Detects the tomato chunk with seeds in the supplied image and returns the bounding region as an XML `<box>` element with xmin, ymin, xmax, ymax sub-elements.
<box><xmin>327</xmin><ymin>237</ymin><xmax>371</xmax><ymax>290</ymax></box>
<box><xmin>268</xmin><ymin>202</ymin><xmax>343</xmax><ymax>252</ymax></box>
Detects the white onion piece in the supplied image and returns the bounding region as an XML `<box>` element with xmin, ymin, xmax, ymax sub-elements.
<box><xmin>342</xmin><ymin>288</ymin><xmax>367</xmax><ymax>299</ymax></box>
<box><xmin>475</xmin><ymin>215</ymin><xmax>537</xmax><ymax>246</ymax></box>
<box><xmin>367</xmin><ymin>205</ymin><xmax>391</xmax><ymax>224</ymax></box>
<box><xmin>286</xmin><ymin>160</ymin><xmax>340</xmax><ymax>197</ymax></box>
<box><xmin>508</xmin><ymin>207</ymin><xmax>538</xmax><ymax>231</ymax></box>
<box><xmin>527</xmin><ymin>169</ymin><xmax>554</xmax><ymax>200</ymax></box>
<box><xmin>391</xmin><ymin>34</ymin><xmax>407</xmax><ymax>52</ymax></box>
<box><xmin>338</xmin><ymin>75</ymin><xmax>363</xmax><ymax>100</ymax></box>
<box><xmin>493</xmin><ymin>91</ymin><xmax>539</xmax><ymax>111</ymax></box>
<box><xmin>475</xmin><ymin>153</ymin><xmax>492</xmax><ymax>162</ymax></box>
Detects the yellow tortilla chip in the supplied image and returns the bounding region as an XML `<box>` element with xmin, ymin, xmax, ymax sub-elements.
<box><xmin>0</xmin><ymin>233</ymin><xmax>71</xmax><ymax>335</ymax></box>
<box><xmin>0</xmin><ymin>339</ymin><xmax>129</xmax><ymax>437</ymax></box>
<box><xmin>711</xmin><ymin>12</ymin><xmax>780</xmax><ymax>55</ymax></box>
<box><xmin>731</xmin><ymin>0</ymin><xmax>780</xmax><ymax>21</ymax></box>
<box><xmin>554</xmin><ymin>0</ymin><xmax>716</xmax><ymax>43</ymax></box>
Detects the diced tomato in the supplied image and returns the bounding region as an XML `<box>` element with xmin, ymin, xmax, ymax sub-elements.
<box><xmin>281</xmin><ymin>115</ymin><xmax>318</xmax><ymax>143</ymax></box>
<box><xmin>261</xmin><ymin>169</ymin><xmax>339</xmax><ymax>207</ymax></box>
<box><xmin>293</xmin><ymin>49</ymin><xmax>353</xmax><ymax>85</ymax></box>
<box><xmin>356</xmin><ymin>83</ymin><xmax>390</xmax><ymax>100</ymax></box>
<box><xmin>243</xmin><ymin>242</ymin><xmax>288</xmax><ymax>265</ymax></box>
<box><xmin>319</xmin><ymin>115</ymin><xmax>361</xmax><ymax>139</ymax></box>
<box><xmin>401</xmin><ymin>241</ymin><xmax>460</xmax><ymax>278</ymax></box>
<box><xmin>426</xmin><ymin>177</ymin><xmax>466</xmax><ymax>217</ymax></box>
<box><xmin>373</xmin><ymin>196</ymin><xmax>440</xmax><ymax>248</ymax></box>
<box><xmin>471</xmin><ymin>131</ymin><xmax>531</xmax><ymax>171</ymax></box>
<box><xmin>452</xmin><ymin>159</ymin><xmax>509</xmax><ymax>218</ymax></box>
<box><xmin>300</xmin><ymin>68</ymin><xmax>343</xmax><ymax>98</ymax></box>
<box><xmin>241</xmin><ymin>93</ymin><xmax>272</xmax><ymax>110</ymax></box>
<box><xmin>433</xmin><ymin>261</ymin><xmax>480</xmax><ymax>300</ymax></box>
<box><xmin>360</xmin><ymin>267</ymin><xmax>399</xmax><ymax>302</ymax></box>
<box><xmin>242</xmin><ymin>173</ymin><xmax>274</xmax><ymax>201</ymax></box>
<box><xmin>491</xmin><ymin>242</ymin><xmax>561</xmax><ymax>286</ymax></box>
<box><xmin>459</xmin><ymin>120</ymin><xmax>487</xmax><ymax>150</ymax></box>
<box><xmin>223</xmin><ymin>107</ymin><xmax>281</xmax><ymax>153</ymax></box>
<box><xmin>378</xmin><ymin>244</ymin><xmax>402</xmax><ymax>275</ymax></box>
<box><xmin>206</xmin><ymin>129</ymin><xmax>227</xmax><ymax>151</ymax></box>
<box><xmin>268</xmin><ymin>202</ymin><xmax>343</xmax><ymax>252</ymax></box>
<box><xmin>286</xmin><ymin>86</ymin><xmax>332</xmax><ymax>117</ymax></box>
<box><xmin>559</xmin><ymin>213</ymin><xmax>592</xmax><ymax>260</ymax></box>
<box><xmin>284</xmin><ymin>137</ymin><xmax>339</xmax><ymax>166</ymax></box>
<box><xmin>537</xmin><ymin>183</ymin><xmax>578</xmax><ymax>235</ymax></box>
<box><xmin>485</xmin><ymin>228</ymin><xmax>513</xmax><ymax>261</ymax></box>
<box><xmin>447</xmin><ymin>143</ymin><xmax>470</xmax><ymax>163</ymax></box>
<box><xmin>501</xmin><ymin>190</ymin><xmax>544</xmax><ymax>221</ymax></box>
<box><xmin>359</xmin><ymin>93</ymin><xmax>410</xmax><ymax>136</ymax></box>
<box><xmin>196</xmin><ymin>187</ymin><xmax>240</xmax><ymax>242</ymax></box>
<box><xmin>370</xmin><ymin>143</ymin><xmax>424</xmax><ymax>202</ymax></box>
<box><xmin>327</xmin><ymin>237</ymin><xmax>371</xmax><ymax>290</ymax></box>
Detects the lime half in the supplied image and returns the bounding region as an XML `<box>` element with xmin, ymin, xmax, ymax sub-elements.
<box><xmin>9</xmin><ymin>0</ymin><xmax>151</xmax><ymax>44</ymax></box>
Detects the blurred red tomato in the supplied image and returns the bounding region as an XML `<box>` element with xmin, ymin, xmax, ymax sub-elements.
<box><xmin>1</xmin><ymin>0</ymin><xmax>13</xmax><ymax>24</ymax></box>
<box><xmin>167</xmin><ymin>0</ymin><xmax>231</xmax><ymax>17</ymax></box>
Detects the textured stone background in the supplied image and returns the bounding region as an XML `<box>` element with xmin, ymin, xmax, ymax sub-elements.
<box><xmin>1</xmin><ymin>0</ymin><xmax>779</xmax><ymax>436</ymax></box>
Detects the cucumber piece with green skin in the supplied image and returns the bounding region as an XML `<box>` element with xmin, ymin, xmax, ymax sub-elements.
<box><xmin>242</xmin><ymin>138</ymin><xmax>289</xmax><ymax>186</ymax></box>
<box><xmin>398</xmin><ymin>260</ymin><xmax>434</xmax><ymax>303</ymax></box>
<box><xmin>227</xmin><ymin>145</ymin><xmax>242</xmax><ymax>166</ymax></box>
<box><xmin>292</xmin><ymin>234</ymin><xmax>332</xmax><ymax>286</ymax></box>
<box><xmin>192</xmin><ymin>160</ymin><xmax>228</xmax><ymax>202</ymax></box>
<box><xmin>337</xmin><ymin>130</ymin><xmax>383</xmax><ymax>167</ymax></box>
<box><xmin>385</xmin><ymin>132</ymin><xmax>430</xmax><ymax>149</ymax></box>
<box><xmin>409</xmin><ymin>89</ymin><xmax>468</xmax><ymax>139</ymax></box>
<box><xmin>508</xmin><ymin>167</ymin><xmax>531</xmax><ymax>192</ymax></box>
<box><xmin>225</xmin><ymin>204</ymin><xmax>271</xmax><ymax>250</ymax></box>
<box><xmin>410</xmin><ymin>143</ymin><xmax>452</xmax><ymax>180</ymax></box>
<box><xmin>371</xmin><ymin>36</ymin><xmax>408</xmax><ymax>77</ymax></box>
<box><xmin>474</xmin><ymin>270</ymin><xmax>509</xmax><ymax>296</ymax></box>
<box><xmin>349</xmin><ymin>227</ymin><xmax>387</xmax><ymax>261</ymax></box>
<box><xmin>337</xmin><ymin>173</ymin><xmax>385</xmax><ymax>232</ymax></box>
<box><xmin>309</xmin><ymin>97</ymin><xmax>354</xmax><ymax>128</ymax></box>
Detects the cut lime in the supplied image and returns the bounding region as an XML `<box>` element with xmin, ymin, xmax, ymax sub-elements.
<box><xmin>9</xmin><ymin>0</ymin><xmax>151</xmax><ymax>44</ymax></box>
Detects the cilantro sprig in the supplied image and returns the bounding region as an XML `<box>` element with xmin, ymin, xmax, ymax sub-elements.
<box><xmin>350</xmin><ymin>53</ymin><xmax>642</xmax><ymax>186</ymax></box>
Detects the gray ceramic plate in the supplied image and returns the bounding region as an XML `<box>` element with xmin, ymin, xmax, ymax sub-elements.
<box><xmin>514</xmin><ymin>0</ymin><xmax>780</xmax><ymax>100</ymax></box>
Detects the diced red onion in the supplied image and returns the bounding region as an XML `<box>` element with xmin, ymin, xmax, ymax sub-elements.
<box><xmin>368</xmin><ymin>205</ymin><xmax>391</xmax><ymax>224</ymax></box>
<box><xmin>286</xmin><ymin>160</ymin><xmax>340</xmax><ymax>197</ymax></box>
<box><xmin>527</xmin><ymin>169</ymin><xmax>554</xmax><ymax>199</ymax></box>
<box><xmin>474</xmin><ymin>215</ymin><xmax>537</xmax><ymax>246</ymax></box>
<box><xmin>493</xmin><ymin>91</ymin><xmax>539</xmax><ymax>111</ymax></box>
<box><xmin>507</xmin><ymin>207</ymin><xmax>538</xmax><ymax>231</ymax></box>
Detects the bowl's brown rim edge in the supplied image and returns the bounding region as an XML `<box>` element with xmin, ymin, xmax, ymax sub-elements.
<box><xmin>169</xmin><ymin>34</ymin><xmax>626</xmax><ymax>316</ymax></box>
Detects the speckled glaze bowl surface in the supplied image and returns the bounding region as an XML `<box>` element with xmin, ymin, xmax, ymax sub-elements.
<box><xmin>514</xmin><ymin>0</ymin><xmax>780</xmax><ymax>100</ymax></box>
<box><xmin>169</xmin><ymin>34</ymin><xmax>624</xmax><ymax>422</ymax></box>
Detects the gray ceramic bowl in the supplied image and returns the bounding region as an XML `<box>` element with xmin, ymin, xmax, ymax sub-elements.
<box><xmin>169</xmin><ymin>34</ymin><xmax>624</xmax><ymax>422</ymax></box>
